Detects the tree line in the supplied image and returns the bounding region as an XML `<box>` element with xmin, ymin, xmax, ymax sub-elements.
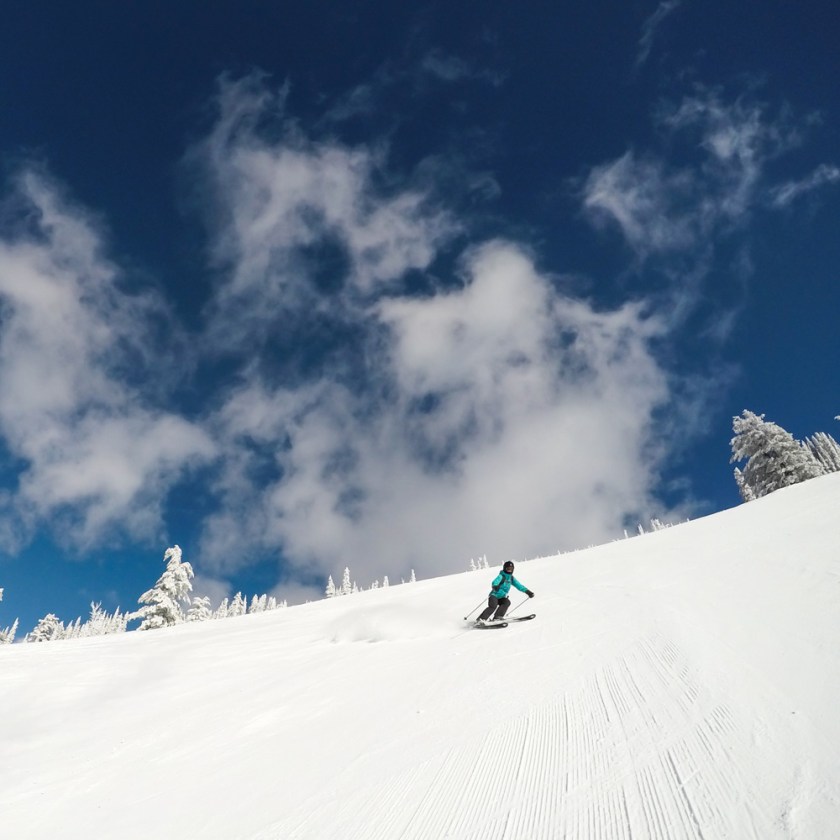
<box><xmin>1</xmin><ymin>548</ymin><xmax>419</xmax><ymax>645</ymax></box>
<box><xmin>0</xmin><ymin>546</ymin><xmax>291</xmax><ymax>644</ymax></box>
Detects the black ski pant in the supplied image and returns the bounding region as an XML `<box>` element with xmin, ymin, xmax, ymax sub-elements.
<box><xmin>478</xmin><ymin>596</ymin><xmax>510</xmax><ymax>621</ymax></box>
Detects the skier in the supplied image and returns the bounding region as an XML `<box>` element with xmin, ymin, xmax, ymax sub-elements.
<box><xmin>476</xmin><ymin>561</ymin><xmax>534</xmax><ymax>624</ymax></box>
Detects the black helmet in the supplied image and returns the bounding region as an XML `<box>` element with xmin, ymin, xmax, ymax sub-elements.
<box><xmin>503</xmin><ymin>561</ymin><xmax>514</xmax><ymax>572</ymax></box>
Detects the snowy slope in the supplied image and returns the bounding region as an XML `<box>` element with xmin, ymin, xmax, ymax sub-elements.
<box><xmin>2</xmin><ymin>474</ymin><xmax>840</xmax><ymax>840</ymax></box>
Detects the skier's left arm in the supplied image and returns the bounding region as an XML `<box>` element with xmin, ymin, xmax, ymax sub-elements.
<box><xmin>512</xmin><ymin>576</ymin><xmax>535</xmax><ymax>597</ymax></box>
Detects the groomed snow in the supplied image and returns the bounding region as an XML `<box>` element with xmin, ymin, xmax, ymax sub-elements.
<box><xmin>2</xmin><ymin>474</ymin><xmax>840</xmax><ymax>839</ymax></box>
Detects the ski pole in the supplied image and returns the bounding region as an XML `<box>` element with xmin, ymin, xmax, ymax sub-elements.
<box><xmin>506</xmin><ymin>596</ymin><xmax>530</xmax><ymax>618</ymax></box>
<box><xmin>463</xmin><ymin>600</ymin><xmax>486</xmax><ymax>620</ymax></box>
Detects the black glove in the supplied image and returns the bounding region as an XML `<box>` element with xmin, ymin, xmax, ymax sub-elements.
<box><xmin>526</xmin><ymin>590</ymin><xmax>534</xmax><ymax>598</ymax></box>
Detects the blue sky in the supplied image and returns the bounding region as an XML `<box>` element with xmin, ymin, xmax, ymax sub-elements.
<box><xmin>1</xmin><ymin>1</ymin><xmax>838</xmax><ymax>633</ymax></box>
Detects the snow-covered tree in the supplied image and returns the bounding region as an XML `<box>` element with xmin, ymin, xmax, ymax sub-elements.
<box><xmin>104</xmin><ymin>608</ymin><xmax>124</xmax><ymax>635</ymax></box>
<box><xmin>325</xmin><ymin>576</ymin><xmax>336</xmax><ymax>598</ymax></box>
<box><xmin>27</xmin><ymin>613</ymin><xmax>64</xmax><ymax>643</ymax></box>
<box><xmin>229</xmin><ymin>592</ymin><xmax>247</xmax><ymax>617</ymax></box>
<box><xmin>76</xmin><ymin>602</ymin><xmax>129</xmax><ymax>637</ymax></box>
<box><xmin>730</xmin><ymin>410</ymin><xmax>825</xmax><ymax>500</ymax></box>
<box><xmin>733</xmin><ymin>467</ymin><xmax>756</xmax><ymax>502</ymax></box>
<box><xmin>214</xmin><ymin>598</ymin><xmax>230</xmax><ymax>619</ymax></box>
<box><xmin>382</xmin><ymin>576</ymin><xmax>389</xmax><ymax>588</ymax></box>
<box><xmin>339</xmin><ymin>567</ymin><xmax>352</xmax><ymax>596</ymax></box>
<box><xmin>805</xmin><ymin>431</ymin><xmax>840</xmax><ymax>473</ymax></box>
<box><xmin>409</xmin><ymin>569</ymin><xmax>417</xmax><ymax>583</ymax></box>
<box><xmin>0</xmin><ymin>618</ymin><xmax>18</xmax><ymax>645</ymax></box>
<box><xmin>249</xmin><ymin>594</ymin><xmax>268</xmax><ymax>614</ymax></box>
<box><xmin>63</xmin><ymin>617</ymin><xmax>82</xmax><ymax>640</ymax></box>
<box><xmin>80</xmin><ymin>603</ymin><xmax>105</xmax><ymax>636</ymax></box>
<box><xmin>136</xmin><ymin>545</ymin><xmax>194</xmax><ymax>631</ymax></box>
<box><xmin>0</xmin><ymin>589</ymin><xmax>18</xmax><ymax>644</ymax></box>
<box><xmin>187</xmin><ymin>596</ymin><xmax>213</xmax><ymax>622</ymax></box>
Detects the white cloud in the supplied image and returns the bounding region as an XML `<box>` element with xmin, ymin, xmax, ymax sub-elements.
<box><xmin>0</xmin><ymin>76</ymin><xmax>735</xmax><ymax>595</ymax></box>
<box><xmin>182</xmin><ymin>76</ymin><xmax>707</xmax><ymax>588</ymax></box>
<box><xmin>420</xmin><ymin>49</ymin><xmax>505</xmax><ymax>87</ymax></box>
<box><xmin>190</xmin><ymin>76</ymin><xmax>457</xmax><ymax>350</ymax></box>
<box><xmin>195</xmin><ymin>80</ymin><xmax>840</xmax><ymax>589</ymax></box>
<box><xmin>0</xmin><ymin>171</ymin><xmax>216</xmax><ymax>550</ymax></box>
<box><xmin>583</xmin><ymin>152</ymin><xmax>699</xmax><ymax>256</ymax></box>
<box><xmin>636</xmin><ymin>0</ymin><xmax>684</xmax><ymax>69</ymax></box>
<box><xmin>201</xmin><ymin>237</ymin><xmax>676</xmax><ymax>585</ymax></box>
<box><xmin>583</xmin><ymin>89</ymin><xmax>805</xmax><ymax>260</ymax></box>
<box><xmin>321</xmin><ymin>49</ymin><xmax>502</xmax><ymax>126</ymax></box>
<box><xmin>770</xmin><ymin>163</ymin><xmax>840</xmax><ymax>207</ymax></box>
<box><xmin>662</xmin><ymin>92</ymin><xmax>801</xmax><ymax>217</ymax></box>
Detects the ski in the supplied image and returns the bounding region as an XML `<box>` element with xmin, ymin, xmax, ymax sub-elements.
<box><xmin>504</xmin><ymin>614</ymin><xmax>536</xmax><ymax>623</ymax></box>
<box><xmin>470</xmin><ymin>620</ymin><xmax>508</xmax><ymax>629</ymax></box>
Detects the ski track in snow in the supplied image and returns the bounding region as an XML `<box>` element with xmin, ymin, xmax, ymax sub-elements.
<box><xmin>257</xmin><ymin>629</ymin><xmax>784</xmax><ymax>840</ymax></box>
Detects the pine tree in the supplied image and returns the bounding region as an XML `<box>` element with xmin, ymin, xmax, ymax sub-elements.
<box><xmin>80</xmin><ymin>603</ymin><xmax>105</xmax><ymax>636</ymax></box>
<box><xmin>325</xmin><ymin>576</ymin><xmax>336</xmax><ymax>598</ymax></box>
<box><xmin>187</xmin><ymin>596</ymin><xmax>213</xmax><ymax>622</ymax></box>
<box><xmin>382</xmin><ymin>576</ymin><xmax>389</xmax><ymax>588</ymax></box>
<box><xmin>116</xmin><ymin>608</ymin><xmax>130</xmax><ymax>633</ymax></box>
<box><xmin>340</xmin><ymin>567</ymin><xmax>352</xmax><ymax>596</ymax></box>
<box><xmin>136</xmin><ymin>545</ymin><xmax>194</xmax><ymax>631</ymax></box>
<box><xmin>0</xmin><ymin>618</ymin><xmax>18</xmax><ymax>645</ymax></box>
<box><xmin>229</xmin><ymin>592</ymin><xmax>247</xmax><ymax>617</ymax></box>
<box><xmin>805</xmin><ymin>432</ymin><xmax>840</xmax><ymax>473</ymax></box>
<box><xmin>733</xmin><ymin>467</ymin><xmax>756</xmax><ymax>502</ymax></box>
<box><xmin>409</xmin><ymin>569</ymin><xmax>417</xmax><ymax>583</ymax></box>
<box><xmin>27</xmin><ymin>613</ymin><xmax>65</xmax><ymax>643</ymax></box>
<box><xmin>214</xmin><ymin>598</ymin><xmax>230</xmax><ymax>619</ymax></box>
<box><xmin>0</xmin><ymin>589</ymin><xmax>18</xmax><ymax>644</ymax></box>
<box><xmin>64</xmin><ymin>617</ymin><xmax>82</xmax><ymax>639</ymax></box>
<box><xmin>79</xmin><ymin>602</ymin><xmax>127</xmax><ymax>637</ymax></box>
<box><xmin>248</xmin><ymin>594</ymin><xmax>269</xmax><ymax>613</ymax></box>
<box><xmin>730</xmin><ymin>410</ymin><xmax>825</xmax><ymax>499</ymax></box>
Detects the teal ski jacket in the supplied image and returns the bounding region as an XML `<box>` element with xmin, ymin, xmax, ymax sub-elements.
<box><xmin>489</xmin><ymin>570</ymin><xmax>529</xmax><ymax>599</ymax></box>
